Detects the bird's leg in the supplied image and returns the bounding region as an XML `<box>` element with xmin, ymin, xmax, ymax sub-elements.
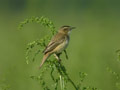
<box><xmin>64</xmin><ymin>50</ymin><xmax>68</xmax><ymax>60</ymax></box>
<box><xmin>54</xmin><ymin>53</ymin><xmax>61</xmax><ymax>62</ymax></box>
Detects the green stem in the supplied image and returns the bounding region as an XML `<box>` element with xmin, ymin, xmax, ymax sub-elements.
<box><xmin>54</xmin><ymin>61</ymin><xmax>78</xmax><ymax>90</ymax></box>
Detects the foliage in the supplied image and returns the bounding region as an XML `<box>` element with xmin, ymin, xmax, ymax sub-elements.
<box><xmin>116</xmin><ymin>50</ymin><xmax>120</xmax><ymax>62</ymax></box>
<box><xmin>107</xmin><ymin>50</ymin><xmax>120</xmax><ymax>90</ymax></box>
<box><xmin>19</xmin><ymin>16</ymin><xmax>56</xmax><ymax>64</ymax></box>
<box><xmin>19</xmin><ymin>16</ymin><xmax>99</xmax><ymax>90</ymax></box>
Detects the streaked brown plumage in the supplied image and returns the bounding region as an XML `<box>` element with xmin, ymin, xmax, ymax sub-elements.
<box><xmin>39</xmin><ymin>25</ymin><xmax>75</xmax><ymax>69</ymax></box>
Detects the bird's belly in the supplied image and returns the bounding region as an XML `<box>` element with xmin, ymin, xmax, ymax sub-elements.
<box><xmin>54</xmin><ymin>40</ymin><xmax>69</xmax><ymax>54</ymax></box>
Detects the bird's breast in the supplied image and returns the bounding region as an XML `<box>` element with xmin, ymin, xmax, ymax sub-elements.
<box><xmin>54</xmin><ymin>39</ymin><xmax>69</xmax><ymax>54</ymax></box>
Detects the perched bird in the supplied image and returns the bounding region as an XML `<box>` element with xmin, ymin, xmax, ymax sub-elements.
<box><xmin>39</xmin><ymin>25</ymin><xmax>75</xmax><ymax>68</ymax></box>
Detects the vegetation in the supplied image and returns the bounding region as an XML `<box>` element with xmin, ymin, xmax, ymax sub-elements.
<box><xmin>107</xmin><ymin>50</ymin><xmax>120</xmax><ymax>90</ymax></box>
<box><xmin>18</xmin><ymin>16</ymin><xmax>100</xmax><ymax>90</ymax></box>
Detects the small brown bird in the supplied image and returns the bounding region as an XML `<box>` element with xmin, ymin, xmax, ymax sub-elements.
<box><xmin>39</xmin><ymin>25</ymin><xmax>75</xmax><ymax>68</ymax></box>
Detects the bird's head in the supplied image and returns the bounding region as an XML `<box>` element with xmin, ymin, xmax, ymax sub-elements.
<box><xmin>58</xmin><ymin>25</ymin><xmax>76</xmax><ymax>35</ymax></box>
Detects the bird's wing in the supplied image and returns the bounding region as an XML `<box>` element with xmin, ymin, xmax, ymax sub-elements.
<box><xmin>43</xmin><ymin>33</ymin><xmax>65</xmax><ymax>54</ymax></box>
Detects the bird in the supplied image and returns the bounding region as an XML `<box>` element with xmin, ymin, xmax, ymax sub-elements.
<box><xmin>39</xmin><ymin>25</ymin><xmax>75</xmax><ymax>69</ymax></box>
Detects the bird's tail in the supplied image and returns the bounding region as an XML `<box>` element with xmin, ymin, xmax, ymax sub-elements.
<box><xmin>39</xmin><ymin>53</ymin><xmax>50</xmax><ymax>69</ymax></box>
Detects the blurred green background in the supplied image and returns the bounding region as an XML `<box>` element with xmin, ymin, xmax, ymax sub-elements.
<box><xmin>0</xmin><ymin>0</ymin><xmax>120</xmax><ymax>90</ymax></box>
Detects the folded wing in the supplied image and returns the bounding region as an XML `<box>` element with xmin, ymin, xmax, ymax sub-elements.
<box><xmin>43</xmin><ymin>33</ymin><xmax>65</xmax><ymax>54</ymax></box>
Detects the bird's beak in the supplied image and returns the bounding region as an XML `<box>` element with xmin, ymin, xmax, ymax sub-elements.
<box><xmin>70</xmin><ymin>27</ymin><xmax>76</xmax><ymax>30</ymax></box>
